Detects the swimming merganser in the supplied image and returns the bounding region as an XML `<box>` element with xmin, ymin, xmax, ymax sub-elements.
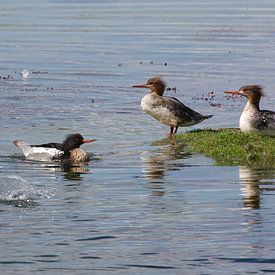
<box><xmin>132</xmin><ymin>77</ymin><xmax>213</xmax><ymax>135</ymax></box>
<box><xmin>14</xmin><ymin>133</ymin><xmax>96</xmax><ymax>162</ymax></box>
<box><xmin>225</xmin><ymin>85</ymin><xmax>275</xmax><ymax>136</ymax></box>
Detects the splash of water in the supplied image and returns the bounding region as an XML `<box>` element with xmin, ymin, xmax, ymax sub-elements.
<box><xmin>0</xmin><ymin>175</ymin><xmax>54</xmax><ymax>207</ymax></box>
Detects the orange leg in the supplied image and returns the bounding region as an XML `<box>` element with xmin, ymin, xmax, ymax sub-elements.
<box><xmin>169</xmin><ymin>126</ymin><xmax>178</xmax><ymax>135</ymax></box>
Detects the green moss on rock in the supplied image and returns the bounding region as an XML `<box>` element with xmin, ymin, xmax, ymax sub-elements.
<box><xmin>175</xmin><ymin>128</ymin><xmax>275</xmax><ymax>167</ymax></box>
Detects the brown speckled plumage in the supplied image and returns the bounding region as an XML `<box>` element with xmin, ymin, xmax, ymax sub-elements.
<box><xmin>70</xmin><ymin>148</ymin><xmax>90</xmax><ymax>163</ymax></box>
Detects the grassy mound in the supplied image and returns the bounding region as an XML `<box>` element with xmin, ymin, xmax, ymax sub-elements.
<box><xmin>175</xmin><ymin>128</ymin><xmax>275</xmax><ymax>167</ymax></box>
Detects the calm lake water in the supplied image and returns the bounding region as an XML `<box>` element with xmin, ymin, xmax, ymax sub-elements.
<box><xmin>1</xmin><ymin>0</ymin><xmax>275</xmax><ymax>274</ymax></box>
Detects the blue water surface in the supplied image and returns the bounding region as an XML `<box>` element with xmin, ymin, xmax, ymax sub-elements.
<box><xmin>0</xmin><ymin>0</ymin><xmax>275</xmax><ymax>274</ymax></box>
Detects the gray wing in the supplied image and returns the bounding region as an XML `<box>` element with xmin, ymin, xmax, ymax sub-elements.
<box><xmin>159</xmin><ymin>96</ymin><xmax>206</xmax><ymax>120</ymax></box>
<box><xmin>258</xmin><ymin>111</ymin><xmax>275</xmax><ymax>130</ymax></box>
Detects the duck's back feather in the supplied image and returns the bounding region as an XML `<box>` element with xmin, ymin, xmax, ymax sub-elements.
<box><xmin>31</xmin><ymin>142</ymin><xmax>63</xmax><ymax>150</ymax></box>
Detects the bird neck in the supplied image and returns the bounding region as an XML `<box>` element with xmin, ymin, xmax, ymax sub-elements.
<box><xmin>151</xmin><ymin>88</ymin><xmax>164</xmax><ymax>96</ymax></box>
<box><xmin>62</xmin><ymin>142</ymin><xmax>80</xmax><ymax>152</ymax></box>
<box><xmin>247</xmin><ymin>95</ymin><xmax>260</xmax><ymax>111</ymax></box>
<box><xmin>244</xmin><ymin>99</ymin><xmax>259</xmax><ymax>113</ymax></box>
<box><xmin>62</xmin><ymin>150</ymin><xmax>71</xmax><ymax>158</ymax></box>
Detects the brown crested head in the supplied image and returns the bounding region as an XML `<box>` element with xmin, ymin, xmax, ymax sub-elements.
<box><xmin>132</xmin><ymin>76</ymin><xmax>166</xmax><ymax>96</ymax></box>
<box><xmin>238</xmin><ymin>85</ymin><xmax>263</xmax><ymax>106</ymax></box>
<box><xmin>225</xmin><ymin>85</ymin><xmax>263</xmax><ymax>107</ymax></box>
<box><xmin>146</xmin><ymin>76</ymin><xmax>166</xmax><ymax>95</ymax></box>
<box><xmin>238</xmin><ymin>85</ymin><xmax>263</xmax><ymax>98</ymax></box>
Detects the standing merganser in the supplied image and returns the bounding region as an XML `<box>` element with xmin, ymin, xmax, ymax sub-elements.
<box><xmin>132</xmin><ymin>77</ymin><xmax>213</xmax><ymax>135</ymax></box>
<box><xmin>225</xmin><ymin>85</ymin><xmax>275</xmax><ymax>136</ymax></box>
<box><xmin>14</xmin><ymin>133</ymin><xmax>96</xmax><ymax>162</ymax></box>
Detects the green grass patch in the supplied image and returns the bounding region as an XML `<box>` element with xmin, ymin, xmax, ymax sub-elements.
<box><xmin>175</xmin><ymin>128</ymin><xmax>275</xmax><ymax>167</ymax></box>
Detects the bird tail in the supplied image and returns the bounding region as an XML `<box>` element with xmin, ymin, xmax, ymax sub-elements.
<box><xmin>13</xmin><ymin>140</ymin><xmax>33</xmax><ymax>157</ymax></box>
<box><xmin>203</xmin><ymin>115</ymin><xmax>213</xmax><ymax>119</ymax></box>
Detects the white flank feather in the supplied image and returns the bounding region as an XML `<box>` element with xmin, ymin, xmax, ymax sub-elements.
<box><xmin>14</xmin><ymin>140</ymin><xmax>64</xmax><ymax>162</ymax></box>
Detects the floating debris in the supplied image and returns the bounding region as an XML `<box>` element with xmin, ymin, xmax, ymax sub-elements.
<box><xmin>166</xmin><ymin>87</ymin><xmax>177</xmax><ymax>93</ymax></box>
<box><xmin>208</xmin><ymin>91</ymin><xmax>215</xmax><ymax>99</ymax></box>
<box><xmin>209</xmin><ymin>102</ymin><xmax>222</xmax><ymax>107</ymax></box>
<box><xmin>21</xmin><ymin>69</ymin><xmax>29</xmax><ymax>80</ymax></box>
<box><xmin>21</xmin><ymin>88</ymin><xmax>38</xmax><ymax>92</ymax></box>
<box><xmin>192</xmin><ymin>91</ymin><xmax>216</xmax><ymax>101</ymax></box>
<box><xmin>191</xmin><ymin>91</ymin><xmax>226</xmax><ymax>107</ymax></box>
<box><xmin>0</xmin><ymin>74</ymin><xmax>13</xmax><ymax>80</ymax></box>
<box><xmin>32</xmin><ymin>71</ymin><xmax>48</xmax><ymax>75</ymax></box>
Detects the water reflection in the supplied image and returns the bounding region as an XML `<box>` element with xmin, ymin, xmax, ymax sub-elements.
<box><xmin>239</xmin><ymin>167</ymin><xmax>275</xmax><ymax>210</ymax></box>
<box><xmin>140</xmin><ymin>140</ymin><xmax>189</xmax><ymax>216</ymax></box>
<box><xmin>13</xmin><ymin>158</ymin><xmax>91</xmax><ymax>181</ymax></box>
<box><xmin>56</xmin><ymin>163</ymin><xmax>90</xmax><ymax>181</ymax></box>
<box><xmin>141</xmin><ymin>139</ymin><xmax>189</xmax><ymax>183</ymax></box>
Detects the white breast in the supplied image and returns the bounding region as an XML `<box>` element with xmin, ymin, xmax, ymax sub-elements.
<box><xmin>141</xmin><ymin>94</ymin><xmax>178</xmax><ymax>126</ymax></box>
<box><xmin>239</xmin><ymin>103</ymin><xmax>258</xmax><ymax>132</ymax></box>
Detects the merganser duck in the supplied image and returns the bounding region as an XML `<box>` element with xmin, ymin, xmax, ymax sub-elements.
<box><xmin>225</xmin><ymin>85</ymin><xmax>275</xmax><ymax>136</ymax></box>
<box><xmin>132</xmin><ymin>77</ymin><xmax>213</xmax><ymax>135</ymax></box>
<box><xmin>14</xmin><ymin>133</ymin><xmax>96</xmax><ymax>162</ymax></box>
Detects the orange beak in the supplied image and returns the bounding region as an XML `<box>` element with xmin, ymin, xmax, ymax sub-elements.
<box><xmin>224</xmin><ymin>91</ymin><xmax>241</xmax><ymax>95</ymax></box>
<box><xmin>132</xmin><ymin>84</ymin><xmax>148</xmax><ymax>88</ymax></box>
<box><xmin>83</xmin><ymin>139</ymin><xmax>97</xmax><ymax>143</ymax></box>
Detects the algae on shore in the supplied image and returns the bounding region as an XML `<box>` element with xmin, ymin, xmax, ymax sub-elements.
<box><xmin>175</xmin><ymin>129</ymin><xmax>275</xmax><ymax>167</ymax></box>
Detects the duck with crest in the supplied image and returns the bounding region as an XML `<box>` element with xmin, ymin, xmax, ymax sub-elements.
<box><xmin>225</xmin><ymin>85</ymin><xmax>275</xmax><ymax>136</ymax></box>
<box><xmin>14</xmin><ymin>133</ymin><xmax>96</xmax><ymax>163</ymax></box>
<box><xmin>132</xmin><ymin>77</ymin><xmax>213</xmax><ymax>135</ymax></box>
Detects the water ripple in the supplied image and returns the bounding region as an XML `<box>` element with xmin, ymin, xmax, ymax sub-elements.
<box><xmin>124</xmin><ymin>264</ymin><xmax>177</xmax><ymax>270</ymax></box>
<box><xmin>75</xmin><ymin>236</ymin><xmax>117</xmax><ymax>242</ymax></box>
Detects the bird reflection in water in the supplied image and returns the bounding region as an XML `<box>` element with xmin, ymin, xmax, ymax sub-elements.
<box><xmin>53</xmin><ymin>156</ymin><xmax>92</xmax><ymax>181</ymax></box>
<box><xmin>239</xmin><ymin>167</ymin><xmax>261</xmax><ymax>209</ymax></box>
<box><xmin>239</xmin><ymin>166</ymin><xmax>275</xmax><ymax>210</ymax></box>
<box><xmin>59</xmin><ymin>151</ymin><xmax>98</xmax><ymax>181</ymax></box>
<box><xmin>141</xmin><ymin>138</ymin><xmax>190</xmax><ymax>196</ymax></box>
<box><xmin>62</xmin><ymin>163</ymin><xmax>89</xmax><ymax>181</ymax></box>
